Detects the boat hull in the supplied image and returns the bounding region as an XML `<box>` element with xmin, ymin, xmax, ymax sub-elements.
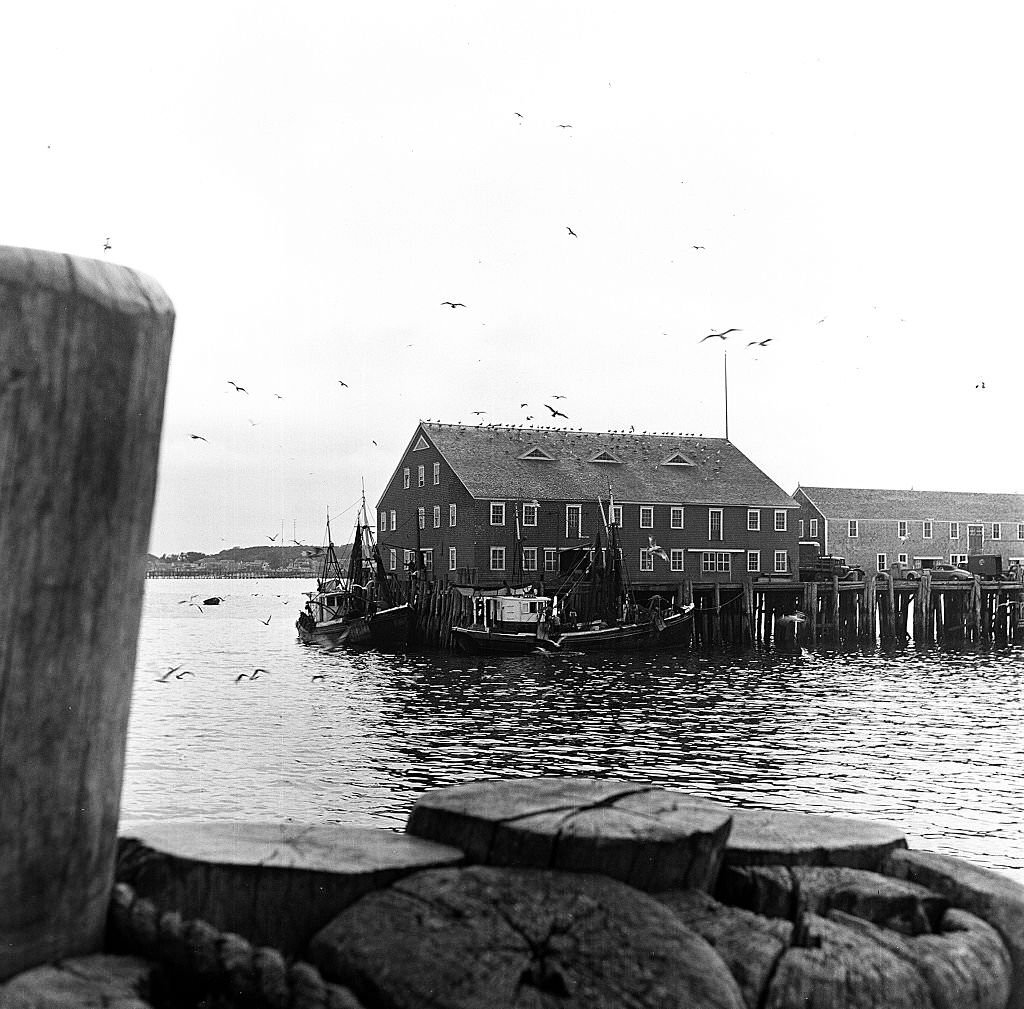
<box><xmin>450</xmin><ymin>625</ymin><xmax>544</xmax><ymax>655</ymax></box>
<box><xmin>539</xmin><ymin>611</ymin><xmax>693</xmax><ymax>652</ymax></box>
<box><xmin>296</xmin><ymin>603</ymin><xmax>413</xmax><ymax>650</ymax></box>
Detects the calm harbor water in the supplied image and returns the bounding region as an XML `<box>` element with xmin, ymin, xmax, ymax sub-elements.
<box><xmin>126</xmin><ymin>578</ymin><xmax>1024</xmax><ymax>883</ymax></box>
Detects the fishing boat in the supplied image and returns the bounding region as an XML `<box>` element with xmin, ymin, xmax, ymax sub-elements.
<box><xmin>295</xmin><ymin>506</ymin><xmax>412</xmax><ymax>649</ymax></box>
<box><xmin>450</xmin><ymin>591</ymin><xmax>554</xmax><ymax>655</ymax></box>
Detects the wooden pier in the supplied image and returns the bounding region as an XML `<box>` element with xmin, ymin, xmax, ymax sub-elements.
<box><xmin>395</xmin><ymin>572</ymin><xmax>1024</xmax><ymax>652</ymax></box>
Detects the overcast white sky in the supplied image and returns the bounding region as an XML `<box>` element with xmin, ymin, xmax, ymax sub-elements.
<box><xmin>4</xmin><ymin>2</ymin><xmax>1022</xmax><ymax>554</ymax></box>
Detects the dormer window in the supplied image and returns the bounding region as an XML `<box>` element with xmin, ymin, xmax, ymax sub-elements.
<box><xmin>661</xmin><ymin>452</ymin><xmax>695</xmax><ymax>467</ymax></box>
<box><xmin>519</xmin><ymin>446</ymin><xmax>555</xmax><ymax>461</ymax></box>
<box><xmin>588</xmin><ymin>450</ymin><xmax>621</xmax><ymax>464</ymax></box>
<box><xmin>413</xmin><ymin>435</ymin><xmax>429</xmax><ymax>451</ymax></box>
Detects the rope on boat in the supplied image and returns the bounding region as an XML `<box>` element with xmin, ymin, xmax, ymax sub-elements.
<box><xmin>107</xmin><ymin>882</ymin><xmax>363</xmax><ymax>1009</ymax></box>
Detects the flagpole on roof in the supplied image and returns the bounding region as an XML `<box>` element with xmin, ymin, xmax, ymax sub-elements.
<box><xmin>724</xmin><ymin>347</ymin><xmax>729</xmax><ymax>441</ymax></box>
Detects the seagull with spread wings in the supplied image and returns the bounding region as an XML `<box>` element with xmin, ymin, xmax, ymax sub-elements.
<box><xmin>700</xmin><ymin>328</ymin><xmax>740</xmax><ymax>342</ymax></box>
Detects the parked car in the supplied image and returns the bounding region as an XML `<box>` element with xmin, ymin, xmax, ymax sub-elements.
<box><xmin>905</xmin><ymin>563</ymin><xmax>973</xmax><ymax>582</ymax></box>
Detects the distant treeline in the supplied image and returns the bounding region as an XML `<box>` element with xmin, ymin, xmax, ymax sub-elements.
<box><xmin>150</xmin><ymin>544</ymin><xmax>353</xmax><ymax>565</ymax></box>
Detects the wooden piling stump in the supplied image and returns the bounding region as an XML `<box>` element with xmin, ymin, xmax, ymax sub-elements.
<box><xmin>0</xmin><ymin>247</ymin><xmax>175</xmax><ymax>979</ymax></box>
<box><xmin>307</xmin><ymin>865</ymin><xmax>746</xmax><ymax>1009</ymax></box>
<box><xmin>116</xmin><ymin>822</ymin><xmax>464</xmax><ymax>954</ymax></box>
<box><xmin>406</xmin><ymin>777</ymin><xmax>733</xmax><ymax>892</ymax></box>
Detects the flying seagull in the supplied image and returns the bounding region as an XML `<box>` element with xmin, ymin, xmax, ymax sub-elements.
<box><xmin>544</xmin><ymin>404</ymin><xmax>568</xmax><ymax>419</ymax></box>
<box><xmin>188</xmin><ymin>434</ymin><xmax>208</xmax><ymax>442</ymax></box>
<box><xmin>551</xmin><ymin>394</ymin><xmax>567</xmax><ymax>399</ymax></box>
<box><xmin>155</xmin><ymin>664</ymin><xmax>183</xmax><ymax>682</ymax></box>
<box><xmin>746</xmin><ymin>338</ymin><xmax>772</xmax><ymax>348</ymax></box>
<box><xmin>267</xmin><ymin>533</ymin><xmax>279</xmax><ymax>541</ymax></box>
<box><xmin>566</xmin><ymin>227</ymin><xmax>577</xmax><ymax>237</ymax></box>
<box><xmin>514</xmin><ymin>112</ymin><xmax>523</xmax><ymax>118</ymax></box>
<box><xmin>556</xmin><ymin>124</ymin><xmax>572</xmax><ymax>128</ymax></box>
<box><xmin>441</xmin><ymin>301</ymin><xmax>466</xmax><ymax>308</ymax></box>
<box><xmin>338</xmin><ymin>380</ymin><xmax>349</xmax><ymax>387</ymax></box>
<box><xmin>259</xmin><ymin>615</ymin><xmax>272</xmax><ymax>625</ymax></box>
<box><xmin>692</xmin><ymin>245</ymin><xmax>705</xmax><ymax>250</ymax></box>
<box><xmin>645</xmin><ymin>537</ymin><xmax>669</xmax><ymax>562</ymax></box>
<box><xmin>700</xmin><ymin>329</ymin><xmax>741</xmax><ymax>342</ymax></box>
<box><xmin>472</xmin><ymin>410</ymin><xmax>486</xmax><ymax>416</ymax></box>
<box><xmin>227</xmin><ymin>380</ymin><xmax>248</xmax><ymax>394</ymax></box>
<box><xmin>103</xmin><ymin>237</ymin><xmax>112</xmax><ymax>252</ymax></box>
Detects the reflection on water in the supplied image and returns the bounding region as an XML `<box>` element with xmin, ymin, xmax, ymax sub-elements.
<box><xmin>126</xmin><ymin>579</ymin><xmax>1024</xmax><ymax>882</ymax></box>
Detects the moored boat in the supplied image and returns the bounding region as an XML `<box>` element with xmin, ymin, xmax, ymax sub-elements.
<box><xmin>450</xmin><ymin>591</ymin><xmax>553</xmax><ymax>655</ymax></box>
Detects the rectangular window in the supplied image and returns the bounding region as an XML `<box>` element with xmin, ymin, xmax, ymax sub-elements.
<box><xmin>670</xmin><ymin>506</ymin><xmax>684</xmax><ymax>530</ymax></box>
<box><xmin>566</xmin><ymin>504</ymin><xmax>582</xmax><ymax>538</ymax></box>
<box><xmin>702</xmin><ymin>551</ymin><xmax>731</xmax><ymax>573</ymax></box>
<box><xmin>747</xmin><ymin>509</ymin><xmax>760</xmax><ymax>531</ymax></box>
<box><xmin>390</xmin><ymin>548</ymin><xmax>397</xmax><ymax>571</ymax></box>
<box><xmin>950</xmin><ymin>522</ymin><xmax>960</xmax><ymax>540</ymax></box>
<box><xmin>421</xmin><ymin>548</ymin><xmax>433</xmax><ymax>573</ymax></box>
<box><xmin>449</xmin><ymin>546</ymin><xmax>457</xmax><ymax>571</ymax></box>
<box><xmin>774</xmin><ymin>510</ymin><xmax>787</xmax><ymax>532</ymax></box>
<box><xmin>417</xmin><ymin>465</ymin><xmax>425</xmax><ymax>488</ymax></box>
<box><xmin>490</xmin><ymin>546</ymin><xmax>505</xmax><ymax>571</ymax></box>
<box><xmin>670</xmin><ymin>549</ymin><xmax>684</xmax><ymax>572</ymax></box>
<box><xmin>379</xmin><ymin>512</ymin><xmax>387</xmax><ymax>532</ymax></box>
<box><xmin>848</xmin><ymin>519</ymin><xmax>858</xmax><ymax>537</ymax></box>
<box><xmin>1019</xmin><ymin>523</ymin><xmax>1024</xmax><ymax>540</ymax></box>
<box><xmin>639</xmin><ymin>506</ymin><xmax>654</xmax><ymax>529</ymax></box>
<box><xmin>709</xmin><ymin>509</ymin><xmax>723</xmax><ymax>541</ymax></box>
<box><xmin>522</xmin><ymin>502</ymin><xmax>538</xmax><ymax>527</ymax></box>
<box><xmin>433</xmin><ymin>505</ymin><xmax>441</xmax><ymax>529</ymax></box>
<box><xmin>809</xmin><ymin>518</ymin><xmax>818</xmax><ymax>538</ymax></box>
<box><xmin>747</xmin><ymin>550</ymin><xmax>760</xmax><ymax>573</ymax></box>
<box><xmin>799</xmin><ymin>519</ymin><xmax>805</xmax><ymax>537</ymax></box>
<box><xmin>951</xmin><ymin>553</ymin><xmax>968</xmax><ymax>567</ymax></box>
<box><xmin>433</xmin><ymin>462</ymin><xmax>440</xmax><ymax>485</ymax></box>
<box><xmin>449</xmin><ymin>503</ymin><xmax>457</xmax><ymax>527</ymax></box>
<box><xmin>490</xmin><ymin>502</ymin><xmax>505</xmax><ymax>526</ymax></box>
<box><xmin>923</xmin><ymin>521</ymin><xmax>933</xmax><ymax>539</ymax></box>
<box><xmin>403</xmin><ymin>467</ymin><xmax>410</xmax><ymax>490</ymax></box>
<box><xmin>543</xmin><ymin>548</ymin><xmax>558</xmax><ymax>573</ymax></box>
<box><xmin>417</xmin><ymin>507</ymin><xmax>425</xmax><ymax>530</ymax></box>
<box><xmin>610</xmin><ymin>504</ymin><xmax>622</xmax><ymax>527</ymax></box>
<box><xmin>898</xmin><ymin>520</ymin><xmax>908</xmax><ymax>538</ymax></box>
<box><xmin>774</xmin><ymin>550</ymin><xmax>788</xmax><ymax>573</ymax></box>
<box><xmin>639</xmin><ymin>549</ymin><xmax>654</xmax><ymax>572</ymax></box>
<box><xmin>522</xmin><ymin>546</ymin><xmax>538</xmax><ymax>572</ymax></box>
<box><xmin>404</xmin><ymin>549</ymin><xmax>412</xmax><ymax>569</ymax></box>
<box><xmin>877</xmin><ymin>553</ymin><xmax>887</xmax><ymax>571</ymax></box>
<box><xmin>898</xmin><ymin>553</ymin><xmax>908</xmax><ymax>565</ymax></box>
<box><xmin>993</xmin><ymin>522</ymin><xmax>1002</xmax><ymax>540</ymax></box>
<box><xmin>390</xmin><ymin>509</ymin><xmax>397</xmax><ymax>531</ymax></box>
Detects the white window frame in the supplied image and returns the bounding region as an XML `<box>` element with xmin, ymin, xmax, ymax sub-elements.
<box><xmin>417</xmin><ymin>507</ymin><xmax>425</xmax><ymax>529</ymax></box>
<box><xmin>639</xmin><ymin>506</ymin><xmax>654</xmax><ymax>529</ymax></box>
<box><xmin>747</xmin><ymin>550</ymin><xmax>760</xmax><ymax>573</ymax></box>
<box><xmin>639</xmin><ymin>549</ymin><xmax>654</xmax><ymax>572</ymax></box>
<box><xmin>993</xmin><ymin>522</ymin><xmax>1002</xmax><ymax>540</ymax></box>
<box><xmin>877</xmin><ymin>553</ymin><xmax>887</xmax><ymax>571</ymax></box>
<box><xmin>522</xmin><ymin>502</ymin><xmax>538</xmax><ymax>527</ymax></box>
<box><xmin>747</xmin><ymin>509</ymin><xmax>760</xmax><ymax>532</ymax></box>
<box><xmin>774</xmin><ymin>510</ymin><xmax>787</xmax><ymax>532</ymax></box>
<box><xmin>923</xmin><ymin>520</ymin><xmax>933</xmax><ymax>539</ymax></box>
<box><xmin>543</xmin><ymin>547</ymin><xmax>558</xmax><ymax>573</ymax></box>
<box><xmin>951</xmin><ymin>553</ymin><xmax>968</xmax><ymax>567</ymax></box>
<box><xmin>403</xmin><ymin>467</ymin><xmax>410</xmax><ymax>490</ymax></box>
<box><xmin>433</xmin><ymin>505</ymin><xmax>441</xmax><ymax>529</ymax></box>
<box><xmin>809</xmin><ymin>518</ymin><xmax>818</xmax><ymax>538</ymax></box>
<box><xmin>390</xmin><ymin>509</ymin><xmax>397</xmax><ymax>531</ymax></box>
<box><xmin>898</xmin><ymin>520</ymin><xmax>907</xmax><ymax>538</ymax></box>
<box><xmin>404</xmin><ymin>549</ymin><xmax>412</xmax><ymax>569</ymax></box>
<box><xmin>1018</xmin><ymin>523</ymin><xmax>1024</xmax><ymax>540</ymax></box>
<box><xmin>670</xmin><ymin>506</ymin><xmax>684</xmax><ymax>529</ymax></box>
<box><xmin>799</xmin><ymin>519</ymin><xmax>805</xmax><ymax>537</ymax></box>
<box><xmin>709</xmin><ymin>508</ymin><xmax>723</xmax><ymax>541</ymax></box>
<box><xmin>449</xmin><ymin>546</ymin><xmax>457</xmax><ymax>571</ymax></box>
<box><xmin>610</xmin><ymin>504</ymin><xmax>622</xmax><ymax>527</ymax></box>
<box><xmin>848</xmin><ymin>519</ymin><xmax>858</xmax><ymax>537</ymax></box>
<box><xmin>490</xmin><ymin>546</ymin><xmax>505</xmax><ymax>572</ymax></box>
<box><xmin>490</xmin><ymin>501</ymin><xmax>505</xmax><ymax>526</ymax></box>
<box><xmin>433</xmin><ymin>462</ymin><xmax>440</xmax><ymax>485</ymax></box>
<box><xmin>522</xmin><ymin>546</ymin><xmax>538</xmax><ymax>572</ymax></box>
<box><xmin>379</xmin><ymin>512</ymin><xmax>386</xmax><ymax>532</ymax></box>
<box><xmin>774</xmin><ymin>549</ymin><xmax>788</xmax><ymax>573</ymax></box>
<box><xmin>950</xmin><ymin>521</ymin><xmax>960</xmax><ymax>540</ymax></box>
<box><xmin>449</xmin><ymin>503</ymin><xmax>457</xmax><ymax>527</ymax></box>
<box><xmin>898</xmin><ymin>553</ymin><xmax>908</xmax><ymax>565</ymax></box>
<box><xmin>417</xmin><ymin>465</ymin><xmax>425</xmax><ymax>488</ymax></box>
<box><xmin>390</xmin><ymin>548</ymin><xmax>397</xmax><ymax>571</ymax></box>
<box><xmin>421</xmin><ymin>548</ymin><xmax>433</xmax><ymax>573</ymax></box>
<box><xmin>670</xmin><ymin>548</ymin><xmax>684</xmax><ymax>572</ymax></box>
<box><xmin>566</xmin><ymin>504</ymin><xmax>582</xmax><ymax>538</ymax></box>
<box><xmin>702</xmin><ymin>550</ymin><xmax>730</xmax><ymax>573</ymax></box>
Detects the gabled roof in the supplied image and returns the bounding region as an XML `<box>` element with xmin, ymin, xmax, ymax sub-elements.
<box><xmin>797</xmin><ymin>486</ymin><xmax>1024</xmax><ymax>522</ymax></box>
<box><xmin>399</xmin><ymin>423</ymin><xmax>796</xmax><ymax>507</ymax></box>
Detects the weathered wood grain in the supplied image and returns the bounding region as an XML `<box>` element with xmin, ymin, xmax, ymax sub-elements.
<box><xmin>0</xmin><ymin>247</ymin><xmax>174</xmax><ymax>979</ymax></box>
<box><xmin>656</xmin><ymin>888</ymin><xmax>792</xmax><ymax>1009</ymax></box>
<box><xmin>725</xmin><ymin>807</ymin><xmax>906</xmax><ymax>869</ymax></box>
<box><xmin>116</xmin><ymin>821</ymin><xmax>464</xmax><ymax>953</ymax></box>
<box><xmin>406</xmin><ymin>776</ymin><xmax>732</xmax><ymax>891</ymax></box>
<box><xmin>308</xmin><ymin>865</ymin><xmax>746</xmax><ymax>1009</ymax></box>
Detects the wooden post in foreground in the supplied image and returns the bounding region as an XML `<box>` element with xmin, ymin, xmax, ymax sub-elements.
<box><xmin>0</xmin><ymin>246</ymin><xmax>174</xmax><ymax>979</ymax></box>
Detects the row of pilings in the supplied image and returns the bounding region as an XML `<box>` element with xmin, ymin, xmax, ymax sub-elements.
<box><xmin>397</xmin><ymin>573</ymin><xmax>1024</xmax><ymax>651</ymax></box>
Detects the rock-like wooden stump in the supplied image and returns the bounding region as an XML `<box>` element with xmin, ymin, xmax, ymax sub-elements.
<box><xmin>406</xmin><ymin>777</ymin><xmax>733</xmax><ymax>891</ymax></box>
<box><xmin>0</xmin><ymin>247</ymin><xmax>175</xmax><ymax>979</ymax></box>
<box><xmin>116</xmin><ymin>821</ymin><xmax>464</xmax><ymax>953</ymax></box>
<box><xmin>308</xmin><ymin>865</ymin><xmax>746</xmax><ymax>1009</ymax></box>
<box><xmin>724</xmin><ymin>807</ymin><xmax>906</xmax><ymax>869</ymax></box>
<box><xmin>0</xmin><ymin>955</ymin><xmax>157</xmax><ymax>1009</ymax></box>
